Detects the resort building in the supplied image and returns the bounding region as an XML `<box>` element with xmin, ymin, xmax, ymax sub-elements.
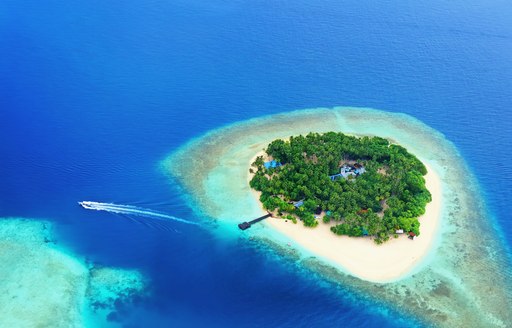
<box><xmin>329</xmin><ymin>163</ymin><xmax>366</xmax><ymax>181</ymax></box>
<box><xmin>264</xmin><ymin>160</ymin><xmax>282</xmax><ymax>169</ymax></box>
<box><xmin>293</xmin><ymin>200</ymin><xmax>304</xmax><ymax>208</ymax></box>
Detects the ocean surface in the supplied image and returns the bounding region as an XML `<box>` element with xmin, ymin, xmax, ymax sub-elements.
<box><xmin>1</xmin><ymin>1</ymin><xmax>511</xmax><ymax>327</ymax></box>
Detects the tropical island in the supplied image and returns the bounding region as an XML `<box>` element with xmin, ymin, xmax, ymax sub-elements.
<box><xmin>166</xmin><ymin>108</ymin><xmax>512</xmax><ymax>325</ymax></box>
<box><xmin>249</xmin><ymin>132</ymin><xmax>432</xmax><ymax>244</ymax></box>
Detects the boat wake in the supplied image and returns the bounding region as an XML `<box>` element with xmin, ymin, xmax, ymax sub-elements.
<box><xmin>79</xmin><ymin>201</ymin><xmax>198</xmax><ymax>226</ymax></box>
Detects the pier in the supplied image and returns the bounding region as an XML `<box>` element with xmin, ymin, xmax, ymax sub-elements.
<box><xmin>238</xmin><ymin>213</ymin><xmax>272</xmax><ymax>230</ymax></box>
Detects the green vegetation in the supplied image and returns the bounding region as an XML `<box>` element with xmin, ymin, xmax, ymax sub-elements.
<box><xmin>249</xmin><ymin>132</ymin><xmax>431</xmax><ymax>244</ymax></box>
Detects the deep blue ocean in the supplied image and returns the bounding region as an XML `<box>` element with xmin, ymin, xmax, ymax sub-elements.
<box><xmin>1</xmin><ymin>1</ymin><xmax>511</xmax><ymax>327</ymax></box>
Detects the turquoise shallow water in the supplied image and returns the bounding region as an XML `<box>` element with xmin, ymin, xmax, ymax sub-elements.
<box><xmin>1</xmin><ymin>0</ymin><xmax>511</xmax><ymax>326</ymax></box>
<box><xmin>0</xmin><ymin>218</ymin><xmax>146</xmax><ymax>327</ymax></box>
<box><xmin>167</xmin><ymin>107</ymin><xmax>512</xmax><ymax>327</ymax></box>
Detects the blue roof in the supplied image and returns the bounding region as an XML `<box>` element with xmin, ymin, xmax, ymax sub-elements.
<box><xmin>329</xmin><ymin>173</ymin><xmax>342</xmax><ymax>181</ymax></box>
<box><xmin>293</xmin><ymin>200</ymin><xmax>304</xmax><ymax>207</ymax></box>
<box><xmin>264</xmin><ymin>160</ymin><xmax>281</xmax><ymax>169</ymax></box>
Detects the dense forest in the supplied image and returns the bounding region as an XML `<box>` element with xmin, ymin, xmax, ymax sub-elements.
<box><xmin>249</xmin><ymin>132</ymin><xmax>431</xmax><ymax>244</ymax></box>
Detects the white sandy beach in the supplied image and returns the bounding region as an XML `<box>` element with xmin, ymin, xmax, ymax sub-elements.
<box><xmin>167</xmin><ymin>108</ymin><xmax>511</xmax><ymax>326</ymax></box>
<box><xmin>248</xmin><ymin>152</ymin><xmax>442</xmax><ymax>283</ymax></box>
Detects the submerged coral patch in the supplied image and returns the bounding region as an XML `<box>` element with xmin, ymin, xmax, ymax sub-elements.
<box><xmin>165</xmin><ymin>107</ymin><xmax>512</xmax><ymax>327</ymax></box>
<box><xmin>0</xmin><ymin>218</ymin><xmax>147</xmax><ymax>327</ymax></box>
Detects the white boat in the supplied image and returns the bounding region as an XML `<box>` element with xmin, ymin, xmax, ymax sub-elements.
<box><xmin>78</xmin><ymin>201</ymin><xmax>97</xmax><ymax>209</ymax></box>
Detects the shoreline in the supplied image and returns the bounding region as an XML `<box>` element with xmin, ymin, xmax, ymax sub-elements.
<box><xmin>165</xmin><ymin>107</ymin><xmax>512</xmax><ymax>326</ymax></box>
<box><xmin>247</xmin><ymin>149</ymin><xmax>443</xmax><ymax>283</ymax></box>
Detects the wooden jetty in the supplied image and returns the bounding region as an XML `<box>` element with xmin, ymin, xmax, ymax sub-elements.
<box><xmin>238</xmin><ymin>212</ymin><xmax>272</xmax><ymax>230</ymax></box>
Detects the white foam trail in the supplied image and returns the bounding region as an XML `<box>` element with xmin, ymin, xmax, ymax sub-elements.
<box><xmin>79</xmin><ymin>201</ymin><xmax>198</xmax><ymax>226</ymax></box>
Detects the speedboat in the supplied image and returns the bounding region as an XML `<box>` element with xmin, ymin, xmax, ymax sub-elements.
<box><xmin>78</xmin><ymin>201</ymin><xmax>96</xmax><ymax>209</ymax></box>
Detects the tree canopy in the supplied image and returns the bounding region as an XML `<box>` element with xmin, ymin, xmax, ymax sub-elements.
<box><xmin>249</xmin><ymin>132</ymin><xmax>431</xmax><ymax>244</ymax></box>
